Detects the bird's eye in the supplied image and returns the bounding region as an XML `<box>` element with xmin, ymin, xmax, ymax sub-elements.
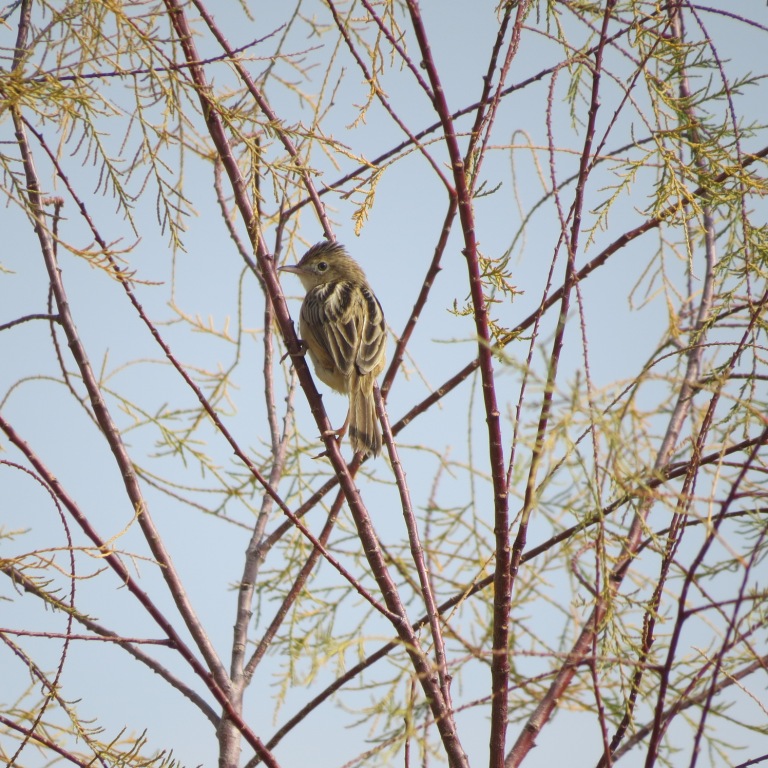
<box><xmin>316</xmin><ymin>261</ymin><xmax>328</xmax><ymax>272</ymax></box>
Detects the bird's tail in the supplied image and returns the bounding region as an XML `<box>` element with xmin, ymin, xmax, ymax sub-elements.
<box><xmin>349</xmin><ymin>385</ymin><xmax>382</xmax><ymax>457</ymax></box>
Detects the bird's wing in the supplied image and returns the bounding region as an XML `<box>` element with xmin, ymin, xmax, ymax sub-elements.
<box><xmin>354</xmin><ymin>285</ymin><xmax>386</xmax><ymax>378</ymax></box>
<box><xmin>301</xmin><ymin>281</ymin><xmax>386</xmax><ymax>381</ymax></box>
<box><xmin>301</xmin><ymin>281</ymin><xmax>358</xmax><ymax>377</ymax></box>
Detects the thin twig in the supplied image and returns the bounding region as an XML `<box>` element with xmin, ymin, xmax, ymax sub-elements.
<box><xmin>377</xmin><ymin>386</ymin><xmax>452</xmax><ymax>707</ymax></box>
<box><xmin>0</xmin><ymin>313</ymin><xmax>60</xmax><ymax>332</ymax></box>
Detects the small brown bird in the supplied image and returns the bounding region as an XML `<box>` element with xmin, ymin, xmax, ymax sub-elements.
<box><xmin>280</xmin><ymin>241</ymin><xmax>387</xmax><ymax>457</ymax></box>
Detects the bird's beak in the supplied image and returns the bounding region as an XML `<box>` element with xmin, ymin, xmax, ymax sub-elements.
<box><xmin>279</xmin><ymin>264</ymin><xmax>301</xmax><ymax>275</ymax></box>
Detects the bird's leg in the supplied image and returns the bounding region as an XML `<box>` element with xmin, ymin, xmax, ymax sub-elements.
<box><xmin>280</xmin><ymin>338</ymin><xmax>307</xmax><ymax>364</ymax></box>
<box><xmin>322</xmin><ymin>407</ymin><xmax>350</xmax><ymax>441</ymax></box>
<box><xmin>313</xmin><ymin>408</ymin><xmax>351</xmax><ymax>459</ymax></box>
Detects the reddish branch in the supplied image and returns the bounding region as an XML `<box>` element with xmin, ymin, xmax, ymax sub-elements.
<box><xmin>402</xmin><ymin>2</ymin><xmax>533</xmax><ymax>764</ymax></box>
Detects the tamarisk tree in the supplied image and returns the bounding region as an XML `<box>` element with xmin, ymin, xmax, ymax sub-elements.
<box><xmin>1</xmin><ymin>2</ymin><xmax>766</xmax><ymax>767</ymax></box>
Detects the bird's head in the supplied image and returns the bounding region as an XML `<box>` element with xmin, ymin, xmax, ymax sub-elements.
<box><xmin>280</xmin><ymin>241</ymin><xmax>366</xmax><ymax>290</ymax></box>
